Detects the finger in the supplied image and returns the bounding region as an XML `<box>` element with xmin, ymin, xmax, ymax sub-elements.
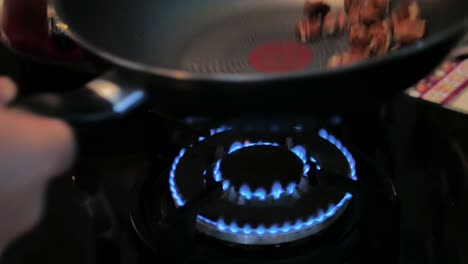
<box><xmin>0</xmin><ymin>109</ymin><xmax>76</xmax><ymax>183</ymax></box>
<box><xmin>0</xmin><ymin>110</ymin><xmax>75</xmax><ymax>253</ymax></box>
<box><xmin>0</xmin><ymin>77</ymin><xmax>17</xmax><ymax>106</ymax></box>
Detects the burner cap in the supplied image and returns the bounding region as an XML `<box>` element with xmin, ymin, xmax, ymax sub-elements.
<box><xmin>221</xmin><ymin>145</ymin><xmax>303</xmax><ymax>194</ymax></box>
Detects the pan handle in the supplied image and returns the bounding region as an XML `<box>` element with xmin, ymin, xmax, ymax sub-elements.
<box><xmin>10</xmin><ymin>70</ymin><xmax>147</xmax><ymax>123</ymax></box>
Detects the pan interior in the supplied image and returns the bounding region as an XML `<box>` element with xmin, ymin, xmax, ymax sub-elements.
<box><xmin>54</xmin><ymin>0</ymin><xmax>468</xmax><ymax>75</ymax></box>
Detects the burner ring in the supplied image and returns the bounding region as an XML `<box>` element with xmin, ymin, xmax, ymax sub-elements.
<box><xmin>214</xmin><ymin>143</ymin><xmax>310</xmax><ymax>201</ymax></box>
<box><xmin>169</xmin><ymin>129</ymin><xmax>357</xmax><ymax>245</ymax></box>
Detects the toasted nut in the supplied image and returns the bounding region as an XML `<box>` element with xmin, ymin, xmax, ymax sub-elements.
<box><xmin>328</xmin><ymin>54</ymin><xmax>343</xmax><ymax>68</ymax></box>
<box><xmin>359</xmin><ymin>5</ymin><xmax>382</xmax><ymax>24</ymax></box>
<box><xmin>374</xmin><ymin>0</ymin><xmax>390</xmax><ymax>13</ymax></box>
<box><xmin>368</xmin><ymin>20</ymin><xmax>391</xmax><ymax>56</ymax></box>
<box><xmin>323</xmin><ymin>12</ymin><xmax>339</xmax><ymax>36</ymax></box>
<box><xmin>304</xmin><ymin>0</ymin><xmax>331</xmax><ymax>17</ymax></box>
<box><xmin>393</xmin><ymin>19</ymin><xmax>426</xmax><ymax>44</ymax></box>
<box><xmin>349</xmin><ymin>23</ymin><xmax>370</xmax><ymax>48</ymax></box>
<box><xmin>337</xmin><ymin>11</ymin><xmax>349</xmax><ymax>31</ymax></box>
<box><xmin>344</xmin><ymin>0</ymin><xmax>354</xmax><ymax>13</ymax></box>
<box><xmin>408</xmin><ymin>1</ymin><xmax>421</xmax><ymax>20</ymax></box>
<box><xmin>297</xmin><ymin>17</ymin><xmax>322</xmax><ymax>42</ymax></box>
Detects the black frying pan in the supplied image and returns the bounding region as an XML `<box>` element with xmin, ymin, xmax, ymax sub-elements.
<box><xmin>15</xmin><ymin>0</ymin><xmax>468</xmax><ymax>120</ymax></box>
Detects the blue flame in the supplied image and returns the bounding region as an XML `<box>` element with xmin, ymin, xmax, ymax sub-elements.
<box><xmin>222</xmin><ymin>180</ymin><xmax>231</xmax><ymax>191</ymax></box>
<box><xmin>318</xmin><ymin>129</ymin><xmax>357</xmax><ymax>181</ymax></box>
<box><xmin>214</xmin><ymin>142</ymin><xmax>312</xmax><ymax>201</ymax></box>
<box><xmin>233</xmin><ymin>179</ymin><xmax>297</xmax><ymax>200</ymax></box>
<box><xmin>193</xmin><ymin>127</ymin><xmax>231</xmax><ymax>146</ymax></box>
<box><xmin>213</xmin><ymin>160</ymin><xmax>222</xmax><ymax>182</ymax></box>
<box><xmin>228</xmin><ymin>141</ymin><xmax>280</xmax><ymax>154</ymax></box>
<box><xmin>239</xmin><ymin>184</ymin><xmax>253</xmax><ymax>200</ymax></box>
<box><xmin>253</xmin><ymin>188</ymin><xmax>267</xmax><ymax>200</ymax></box>
<box><xmin>310</xmin><ymin>156</ymin><xmax>321</xmax><ymax>171</ymax></box>
<box><xmin>169</xmin><ymin>148</ymin><xmax>187</xmax><ymax>207</ymax></box>
<box><xmin>271</xmin><ymin>182</ymin><xmax>284</xmax><ymax>199</ymax></box>
<box><xmin>169</xmin><ymin>129</ymin><xmax>357</xmax><ymax>237</ymax></box>
<box><xmin>286</xmin><ymin>183</ymin><xmax>297</xmax><ymax>195</ymax></box>
<box><xmin>196</xmin><ymin>191</ymin><xmax>353</xmax><ymax>236</ymax></box>
<box><xmin>210</xmin><ymin>126</ymin><xmax>230</xmax><ymax>136</ymax></box>
<box><xmin>169</xmin><ymin>127</ymin><xmax>230</xmax><ymax>207</ymax></box>
<box><xmin>228</xmin><ymin>141</ymin><xmax>244</xmax><ymax>154</ymax></box>
<box><xmin>291</xmin><ymin>145</ymin><xmax>307</xmax><ymax>164</ymax></box>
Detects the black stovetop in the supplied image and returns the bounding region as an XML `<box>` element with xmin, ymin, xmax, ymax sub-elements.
<box><xmin>0</xmin><ymin>110</ymin><xmax>404</xmax><ymax>264</ymax></box>
<box><xmin>128</xmin><ymin>124</ymin><xmax>399</xmax><ymax>264</ymax></box>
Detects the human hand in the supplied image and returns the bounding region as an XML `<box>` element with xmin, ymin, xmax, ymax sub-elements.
<box><xmin>0</xmin><ymin>77</ymin><xmax>76</xmax><ymax>254</ymax></box>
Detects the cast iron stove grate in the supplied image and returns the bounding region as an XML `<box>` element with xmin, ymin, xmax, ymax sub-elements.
<box><xmin>130</xmin><ymin>127</ymin><xmax>377</xmax><ymax>263</ymax></box>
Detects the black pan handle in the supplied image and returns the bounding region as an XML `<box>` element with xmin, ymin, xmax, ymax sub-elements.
<box><xmin>10</xmin><ymin>70</ymin><xmax>147</xmax><ymax>123</ymax></box>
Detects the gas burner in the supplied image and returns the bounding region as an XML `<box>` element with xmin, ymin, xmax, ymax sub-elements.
<box><xmin>169</xmin><ymin>129</ymin><xmax>357</xmax><ymax>245</ymax></box>
<box><xmin>214</xmin><ymin>143</ymin><xmax>308</xmax><ymax>201</ymax></box>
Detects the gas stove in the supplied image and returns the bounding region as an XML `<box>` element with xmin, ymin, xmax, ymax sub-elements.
<box><xmin>144</xmin><ymin>128</ymin><xmax>357</xmax><ymax>246</ymax></box>
<box><xmin>121</xmin><ymin>119</ymin><xmax>399</xmax><ymax>264</ymax></box>
<box><xmin>2</xmin><ymin>50</ymin><xmax>467</xmax><ymax>263</ymax></box>
<box><xmin>0</xmin><ymin>3</ymin><xmax>467</xmax><ymax>262</ymax></box>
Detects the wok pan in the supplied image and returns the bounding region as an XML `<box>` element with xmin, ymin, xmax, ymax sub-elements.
<box><xmin>15</xmin><ymin>0</ymin><xmax>468</xmax><ymax>120</ymax></box>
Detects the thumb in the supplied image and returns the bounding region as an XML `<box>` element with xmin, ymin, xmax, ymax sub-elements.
<box><xmin>0</xmin><ymin>77</ymin><xmax>17</xmax><ymax>106</ymax></box>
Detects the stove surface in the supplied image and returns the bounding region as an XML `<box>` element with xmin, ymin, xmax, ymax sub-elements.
<box><xmin>1</xmin><ymin>103</ymin><xmax>465</xmax><ymax>264</ymax></box>
<box><xmin>120</xmin><ymin>118</ymin><xmax>399</xmax><ymax>264</ymax></box>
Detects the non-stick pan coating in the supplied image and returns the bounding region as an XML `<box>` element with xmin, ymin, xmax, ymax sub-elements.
<box><xmin>53</xmin><ymin>0</ymin><xmax>468</xmax><ymax>77</ymax></box>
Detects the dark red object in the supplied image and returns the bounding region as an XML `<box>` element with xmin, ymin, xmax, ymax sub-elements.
<box><xmin>2</xmin><ymin>0</ymin><xmax>84</xmax><ymax>60</ymax></box>
<box><xmin>248</xmin><ymin>41</ymin><xmax>313</xmax><ymax>73</ymax></box>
